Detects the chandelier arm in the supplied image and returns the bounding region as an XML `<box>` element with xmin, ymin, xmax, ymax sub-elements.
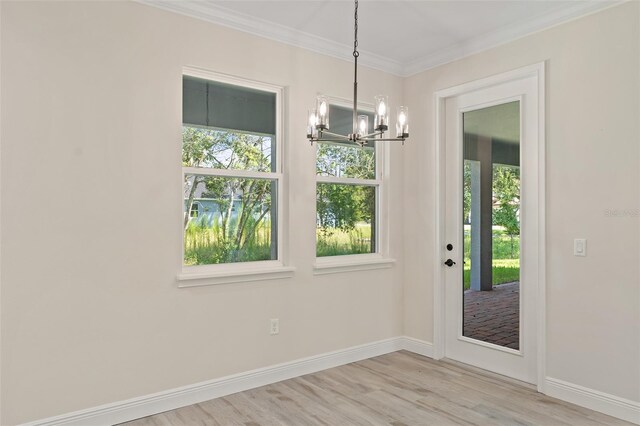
<box><xmin>361</xmin><ymin>130</ymin><xmax>385</xmax><ymax>139</ymax></box>
<box><xmin>313</xmin><ymin>138</ymin><xmax>360</xmax><ymax>143</ymax></box>
<box><xmin>319</xmin><ymin>130</ymin><xmax>351</xmax><ymax>140</ymax></box>
<box><xmin>361</xmin><ymin>137</ymin><xmax>407</xmax><ymax>142</ymax></box>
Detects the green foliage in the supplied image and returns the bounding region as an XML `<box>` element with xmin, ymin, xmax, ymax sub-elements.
<box><xmin>463</xmin><ymin>259</ymin><xmax>520</xmax><ymax>290</ymax></box>
<box><xmin>463</xmin><ymin>160</ymin><xmax>520</xmax><ymax>272</ymax></box>
<box><xmin>463</xmin><ymin>228</ymin><xmax>521</xmax><ymax>261</ymax></box>
<box><xmin>463</xmin><ymin>161</ymin><xmax>472</xmax><ymax>224</ymax></box>
<box><xmin>316</xmin><ymin>144</ymin><xmax>375</xmax><ymax>179</ymax></box>
<box><xmin>182</xmin><ymin>126</ymin><xmax>272</xmax><ymax>171</ymax></box>
<box><xmin>463</xmin><ymin>259</ymin><xmax>520</xmax><ymax>289</ymax></box>
<box><xmin>182</xmin><ymin>126</ymin><xmax>274</xmax><ymax>265</ymax></box>
<box><xmin>492</xmin><ymin>165</ymin><xmax>520</xmax><ymax>236</ymax></box>
<box><xmin>462</xmin><ymin>161</ymin><xmax>520</xmax><ymax>238</ymax></box>
<box><xmin>184</xmin><ymin>216</ymin><xmax>271</xmax><ymax>265</ymax></box>
<box><xmin>316</xmin><ymin>225</ymin><xmax>372</xmax><ymax>257</ymax></box>
<box><xmin>316</xmin><ymin>143</ymin><xmax>376</xmax><ymax>256</ymax></box>
<box><xmin>462</xmin><ymin>229</ymin><xmax>520</xmax><ymax>290</ymax></box>
<box><xmin>316</xmin><ymin>184</ymin><xmax>373</xmax><ymax>230</ymax></box>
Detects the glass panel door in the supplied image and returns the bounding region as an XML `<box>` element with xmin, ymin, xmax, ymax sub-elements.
<box><xmin>462</xmin><ymin>101</ymin><xmax>521</xmax><ymax>350</ymax></box>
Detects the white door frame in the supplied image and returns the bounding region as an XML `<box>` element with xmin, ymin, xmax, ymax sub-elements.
<box><xmin>432</xmin><ymin>62</ymin><xmax>546</xmax><ymax>392</ymax></box>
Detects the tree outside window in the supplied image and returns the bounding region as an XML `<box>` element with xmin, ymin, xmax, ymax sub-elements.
<box><xmin>315</xmin><ymin>105</ymin><xmax>380</xmax><ymax>257</ymax></box>
<box><xmin>182</xmin><ymin>74</ymin><xmax>279</xmax><ymax>266</ymax></box>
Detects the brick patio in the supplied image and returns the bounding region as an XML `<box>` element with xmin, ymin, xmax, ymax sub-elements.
<box><xmin>463</xmin><ymin>282</ymin><xmax>519</xmax><ymax>350</ymax></box>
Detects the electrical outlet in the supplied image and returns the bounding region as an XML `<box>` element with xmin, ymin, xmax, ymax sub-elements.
<box><xmin>270</xmin><ymin>318</ymin><xmax>279</xmax><ymax>335</ymax></box>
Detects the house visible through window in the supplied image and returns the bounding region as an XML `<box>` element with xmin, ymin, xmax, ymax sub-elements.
<box><xmin>316</xmin><ymin>104</ymin><xmax>379</xmax><ymax>257</ymax></box>
<box><xmin>182</xmin><ymin>74</ymin><xmax>280</xmax><ymax>266</ymax></box>
<box><xmin>189</xmin><ymin>202</ymin><xmax>200</xmax><ymax>218</ymax></box>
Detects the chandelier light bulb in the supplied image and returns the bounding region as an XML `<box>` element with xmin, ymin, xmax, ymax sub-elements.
<box><xmin>358</xmin><ymin>115</ymin><xmax>369</xmax><ymax>136</ymax></box>
<box><xmin>374</xmin><ymin>95</ymin><xmax>389</xmax><ymax>131</ymax></box>
<box><xmin>307</xmin><ymin>109</ymin><xmax>319</xmax><ymax>139</ymax></box>
<box><xmin>396</xmin><ymin>106</ymin><xmax>409</xmax><ymax>138</ymax></box>
<box><xmin>315</xmin><ymin>95</ymin><xmax>329</xmax><ymax>130</ymax></box>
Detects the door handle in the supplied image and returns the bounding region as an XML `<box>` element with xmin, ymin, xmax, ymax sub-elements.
<box><xmin>444</xmin><ymin>259</ymin><xmax>456</xmax><ymax>267</ymax></box>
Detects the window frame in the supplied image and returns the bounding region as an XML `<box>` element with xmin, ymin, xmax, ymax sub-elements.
<box><xmin>313</xmin><ymin>96</ymin><xmax>395</xmax><ymax>274</ymax></box>
<box><xmin>178</xmin><ymin>67</ymin><xmax>293</xmax><ymax>286</ymax></box>
<box><xmin>189</xmin><ymin>201</ymin><xmax>201</xmax><ymax>218</ymax></box>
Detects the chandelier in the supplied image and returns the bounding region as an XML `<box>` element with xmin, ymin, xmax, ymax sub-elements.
<box><xmin>307</xmin><ymin>0</ymin><xmax>409</xmax><ymax>147</ymax></box>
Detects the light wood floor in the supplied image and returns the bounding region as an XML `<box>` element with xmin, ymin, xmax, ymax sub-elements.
<box><xmin>122</xmin><ymin>351</ymin><xmax>632</xmax><ymax>425</ymax></box>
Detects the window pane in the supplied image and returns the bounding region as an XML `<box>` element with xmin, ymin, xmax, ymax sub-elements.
<box><xmin>183</xmin><ymin>75</ymin><xmax>276</xmax><ymax>136</ymax></box>
<box><xmin>316</xmin><ymin>183</ymin><xmax>376</xmax><ymax>256</ymax></box>
<box><xmin>183</xmin><ymin>126</ymin><xmax>274</xmax><ymax>172</ymax></box>
<box><xmin>329</xmin><ymin>105</ymin><xmax>375</xmax><ymax>146</ymax></box>
<box><xmin>184</xmin><ymin>174</ymin><xmax>277</xmax><ymax>265</ymax></box>
<box><xmin>462</xmin><ymin>101</ymin><xmax>521</xmax><ymax>350</ymax></box>
<box><xmin>316</xmin><ymin>143</ymin><xmax>375</xmax><ymax>179</ymax></box>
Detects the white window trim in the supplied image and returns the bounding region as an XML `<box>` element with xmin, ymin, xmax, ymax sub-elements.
<box><xmin>313</xmin><ymin>96</ymin><xmax>394</xmax><ymax>274</ymax></box>
<box><xmin>178</xmin><ymin>67</ymin><xmax>293</xmax><ymax>286</ymax></box>
<box><xmin>313</xmin><ymin>254</ymin><xmax>395</xmax><ymax>275</ymax></box>
<box><xmin>178</xmin><ymin>262</ymin><xmax>296</xmax><ymax>287</ymax></box>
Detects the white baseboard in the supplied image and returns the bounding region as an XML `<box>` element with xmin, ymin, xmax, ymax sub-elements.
<box><xmin>545</xmin><ymin>377</ymin><xmax>640</xmax><ymax>425</ymax></box>
<box><xmin>23</xmin><ymin>337</ymin><xmax>426</xmax><ymax>426</ymax></box>
<box><xmin>27</xmin><ymin>338</ymin><xmax>639</xmax><ymax>426</ymax></box>
<box><xmin>398</xmin><ymin>336</ymin><xmax>434</xmax><ymax>358</ymax></box>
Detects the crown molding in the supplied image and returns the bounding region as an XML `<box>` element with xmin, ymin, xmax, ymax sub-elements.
<box><xmin>137</xmin><ymin>0</ymin><xmax>626</xmax><ymax>78</ymax></box>
<box><xmin>135</xmin><ymin>0</ymin><xmax>404</xmax><ymax>76</ymax></box>
<box><xmin>402</xmin><ymin>0</ymin><xmax>627</xmax><ymax>76</ymax></box>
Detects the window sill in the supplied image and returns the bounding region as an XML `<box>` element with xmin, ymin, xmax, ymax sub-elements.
<box><xmin>313</xmin><ymin>255</ymin><xmax>396</xmax><ymax>275</ymax></box>
<box><xmin>177</xmin><ymin>264</ymin><xmax>296</xmax><ymax>287</ymax></box>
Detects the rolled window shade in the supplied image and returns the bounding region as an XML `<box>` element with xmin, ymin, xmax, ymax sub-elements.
<box><xmin>183</xmin><ymin>76</ymin><xmax>276</xmax><ymax>136</ymax></box>
<box><xmin>329</xmin><ymin>105</ymin><xmax>376</xmax><ymax>148</ymax></box>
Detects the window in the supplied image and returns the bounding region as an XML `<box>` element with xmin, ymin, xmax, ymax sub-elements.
<box><xmin>316</xmin><ymin>104</ymin><xmax>380</xmax><ymax>257</ymax></box>
<box><xmin>189</xmin><ymin>202</ymin><xmax>200</xmax><ymax>218</ymax></box>
<box><xmin>182</xmin><ymin>72</ymin><xmax>282</xmax><ymax>268</ymax></box>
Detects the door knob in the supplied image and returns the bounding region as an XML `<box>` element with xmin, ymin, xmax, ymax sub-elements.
<box><xmin>444</xmin><ymin>259</ymin><xmax>456</xmax><ymax>267</ymax></box>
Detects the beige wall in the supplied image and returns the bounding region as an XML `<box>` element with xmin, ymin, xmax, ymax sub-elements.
<box><xmin>0</xmin><ymin>2</ymin><xmax>405</xmax><ymax>424</ymax></box>
<box><xmin>2</xmin><ymin>0</ymin><xmax>639</xmax><ymax>424</ymax></box>
<box><xmin>403</xmin><ymin>1</ymin><xmax>640</xmax><ymax>403</ymax></box>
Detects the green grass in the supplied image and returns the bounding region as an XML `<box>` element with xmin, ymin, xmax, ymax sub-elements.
<box><xmin>463</xmin><ymin>258</ymin><xmax>520</xmax><ymax>290</ymax></box>
<box><xmin>463</xmin><ymin>226</ymin><xmax>520</xmax><ymax>261</ymax></box>
<box><xmin>185</xmin><ymin>218</ymin><xmax>375</xmax><ymax>263</ymax></box>
<box><xmin>462</xmin><ymin>228</ymin><xmax>520</xmax><ymax>290</ymax></box>
<box><xmin>184</xmin><ymin>217</ymin><xmax>272</xmax><ymax>265</ymax></box>
<box><xmin>185</xmin><ymin>218</ymin><xmax>521</xmax><ymax>278</ymax></box>
<box><xmin>316</xmin><ymin>224</ymin><xmax>373</xmax><ymax>257</ymax></box>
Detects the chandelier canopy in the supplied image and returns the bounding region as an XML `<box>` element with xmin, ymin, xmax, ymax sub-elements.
<box><xmin>307</xmin><ymin>0</ymin><xmax>409</xmax><ymax>147</ymax></box>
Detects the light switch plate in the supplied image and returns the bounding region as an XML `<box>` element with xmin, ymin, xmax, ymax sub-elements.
<box><xmin>574</xmin><ymin>239</ymin><xmax>587</xmax><ymax>256</ymax></box>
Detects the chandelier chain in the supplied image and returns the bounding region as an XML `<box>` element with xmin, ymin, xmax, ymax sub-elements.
<box><xmin>353</xmin><ymin>0</ymin><xmax>359</xmax><ymax>58</ymax></box>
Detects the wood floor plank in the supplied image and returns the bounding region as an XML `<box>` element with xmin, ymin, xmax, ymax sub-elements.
<box><xmin>121</xmin><ymin>351</ymin><xmax>633</xmax><ymax>426</ymax></box>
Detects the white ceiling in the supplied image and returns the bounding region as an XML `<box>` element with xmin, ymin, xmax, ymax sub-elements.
<box><xmin>141</xmin><ymin>0</ymin><xmax>622</xmax><ymax>76</ymax></box>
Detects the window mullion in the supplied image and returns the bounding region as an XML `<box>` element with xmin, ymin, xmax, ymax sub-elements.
<box><xmin>316</xmin><ymin>175</ymin><xmax>380</xmax><ymax>186</ymax></box>
<box><xmin>183</xmin><ymin>167</ymin><xmax>281</xmax><ymax>180</ymax></box>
